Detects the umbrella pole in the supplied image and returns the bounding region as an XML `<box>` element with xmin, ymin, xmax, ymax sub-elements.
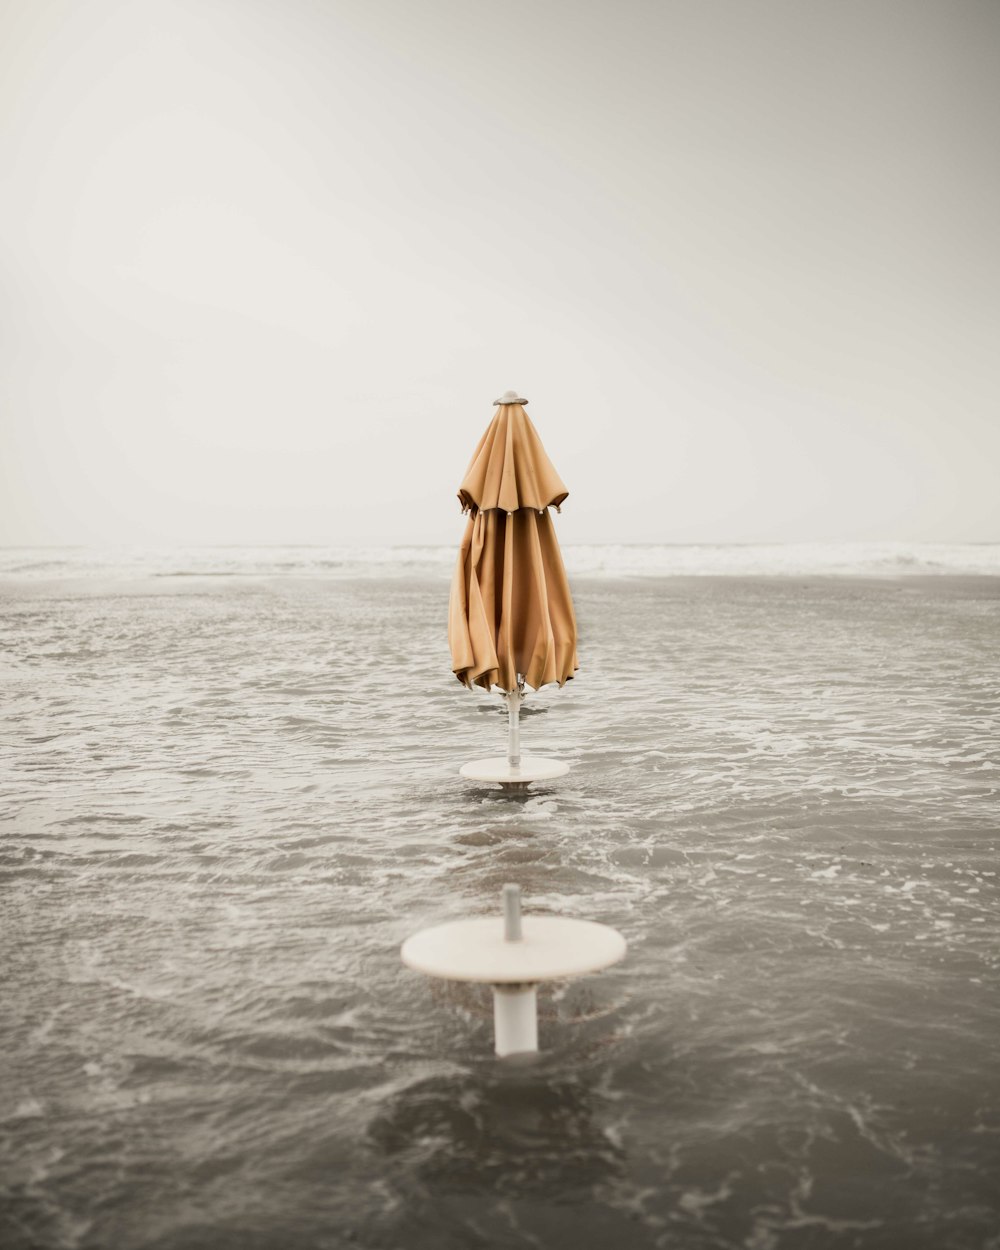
<box><xmin>505</xmin><ymin>686</ymin><xmax>523</xmax><ymax>767</ymax></box>
<box><xmin>459</xmin><ymin>678</ymin><xmax>568</xmax><ymax>790</ymax></box>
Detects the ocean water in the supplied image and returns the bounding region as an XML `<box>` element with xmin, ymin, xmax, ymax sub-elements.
<box><xmin>1</xmin><ymin>540</ymin><xmax>999</xmax><ymax>581</ymax></box>
<box><xmin>2</xmin><ymin>550</ymin><xmax>999</xmax><ymax>1249</ymax></box>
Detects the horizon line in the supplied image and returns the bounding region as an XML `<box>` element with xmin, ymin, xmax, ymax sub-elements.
<box><xmin>2</xmin><ymin>539</ymin><xmax>1000</xmax><ymax>551</ymax></box>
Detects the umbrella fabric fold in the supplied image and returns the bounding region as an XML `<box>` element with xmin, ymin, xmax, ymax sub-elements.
<box><xmin>449</xmin><ymin>402</ymin><xmax>578</xmax><ymax>694</ymax></box>
<box><xmin>458</xmin><ymin>403</ymin><xmax>568</xmax><ymax>514</ymax></box>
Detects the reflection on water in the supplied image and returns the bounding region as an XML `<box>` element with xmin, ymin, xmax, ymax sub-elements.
<box><xmin>1</xmin><ymin>573</ymin><xmax>998</xmax><ymax>1249</ymax></box>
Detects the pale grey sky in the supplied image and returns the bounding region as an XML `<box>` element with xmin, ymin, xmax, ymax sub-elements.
<box><xmin>1</xmin><ymin>0</ymin><xmax>998</xmax><ymax>547</ymax></box>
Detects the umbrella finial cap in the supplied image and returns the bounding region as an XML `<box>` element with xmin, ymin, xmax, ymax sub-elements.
<box><xmin>494</xmin><ymin>390</ymin><xmax>527</xmax><ymax>406</ymax></box>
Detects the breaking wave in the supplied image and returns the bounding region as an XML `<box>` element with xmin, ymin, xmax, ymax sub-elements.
<box><xmin>0</xmin><ymin>542</ymin><xmax>998</xmax><ymax>581</ymax></box>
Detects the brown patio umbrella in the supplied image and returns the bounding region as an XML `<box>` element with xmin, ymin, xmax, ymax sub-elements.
<box><xmin>449</xmin><ymin>391</ymin><xmax>578</xmax><ymax>787</ymax></box>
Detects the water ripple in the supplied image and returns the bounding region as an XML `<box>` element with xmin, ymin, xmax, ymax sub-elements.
<box><xmin>1</xmin><ymin>574</ymin><xmax>998</xmax><ymax>1249</ymax></box>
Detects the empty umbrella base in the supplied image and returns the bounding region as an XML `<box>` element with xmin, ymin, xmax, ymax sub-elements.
<box><xmin>401</xmin><ymin>886</ymin><xmax>626</xmax><ymax>1057</ymax></box>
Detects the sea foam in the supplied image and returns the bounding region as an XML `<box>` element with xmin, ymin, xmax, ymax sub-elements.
<box><xmin>0</xmin><ymin>541</ymin><xmax>998</xmax><ymax>580</ymax></box>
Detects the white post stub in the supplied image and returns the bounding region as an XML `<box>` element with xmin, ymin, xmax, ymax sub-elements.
<box><xmin>502</xmin><ymin>883</ymin><xmax>522</xmax><ymax>941</ymax></box>
<box><xmin>493</xmin><ymin>984</ymin><xmax>538</xmax><ymax>1056</ymax></box>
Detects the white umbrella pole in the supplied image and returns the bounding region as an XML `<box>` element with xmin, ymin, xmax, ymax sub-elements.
<box><xmin>493</xmin><ymin>885</ymin><xmax>538</xmax><ymax>1056</ymax></box>
<box><xmin>459</xmin><ymin>679</ymin><xmax>569</xmax><ymax>789</ymax></box>
<box><xmin>505</xmin><ymin>688</ymin><xmax>522</xmax><ymax>766</ymax></box>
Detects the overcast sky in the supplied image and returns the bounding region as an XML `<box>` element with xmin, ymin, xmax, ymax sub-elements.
<box><xmin>1</xmin><ymin>0</ymin><xmax>998</xmax><ymax>547</ymax></box>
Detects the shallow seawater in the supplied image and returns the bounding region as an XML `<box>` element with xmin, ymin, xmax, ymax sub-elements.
<box><xmin>1</xmin><ymin>574</ymin><xmax>998</xmax><ymax>1250</ymax></box>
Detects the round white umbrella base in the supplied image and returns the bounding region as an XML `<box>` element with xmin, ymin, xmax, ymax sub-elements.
<box><xmin>459</xmin><ymin>756</ymin><xmax>570</xmax><ymax>788</ymax></box>
<box><xmin>401</xmin><ymin>915</ymin><xmax>627</xmax><ymax>984</ymax></box>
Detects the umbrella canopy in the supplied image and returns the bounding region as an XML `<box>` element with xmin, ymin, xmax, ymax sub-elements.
<box><xmin>449</xmin><ymin>394</ymin><xmax>578</xmax><ymax>693</ymax></box>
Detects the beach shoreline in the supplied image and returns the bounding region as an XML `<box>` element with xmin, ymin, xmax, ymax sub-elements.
<box><xmin>2</xmin><ymin>571</ymin><xmax>1000</xmax><ymax>601</ymax></box>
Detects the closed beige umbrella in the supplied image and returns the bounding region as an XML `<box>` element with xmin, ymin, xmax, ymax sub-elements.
<box><xmin>449</xmin><ymin>391</ymin><xmax>578</xmax><ymax>787</ymax></box>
